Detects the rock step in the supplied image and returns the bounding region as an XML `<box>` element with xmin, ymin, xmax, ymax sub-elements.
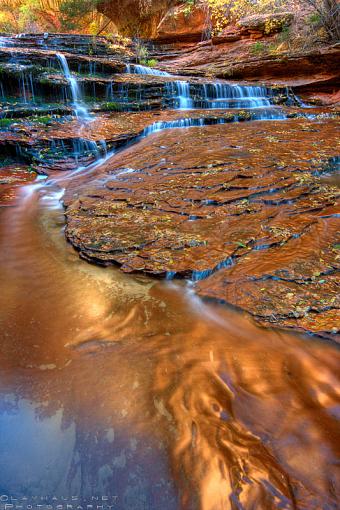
<box><xmin>0</xmin><ymin>33</ymin><xmax>131</xmax><ymax>56</ymax></box>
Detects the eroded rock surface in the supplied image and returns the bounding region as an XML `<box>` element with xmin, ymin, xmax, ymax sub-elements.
<box><xmin>98</xmin><ymin>0</ymin><xmax>181</xmax><ymax>37</ymax></box>
<box><xmin>64</xmin><ymin>117</ymin><xmax>340</xmax><ymax>338</ymax></box>
<box><xmin>156</xmin><ymin>2</ymin><xmax>207</xmax><ymax>43</ymax></box>
<box><xmin>237</xmin><ymin>12</ymin><xmax>294</xmax><ymax>37</ymax></box>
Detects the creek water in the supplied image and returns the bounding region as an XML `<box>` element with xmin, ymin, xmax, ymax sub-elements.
<box><xmin>0</xmin><ymin>53</ymin><xmax>339</xmax><ymax>510</ymax></box>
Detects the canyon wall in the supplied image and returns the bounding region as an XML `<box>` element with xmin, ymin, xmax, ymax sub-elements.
<box><xmin>98</xmin><ymin>0</ymin><xmax>182</xmax><ymax>37</ymax></box>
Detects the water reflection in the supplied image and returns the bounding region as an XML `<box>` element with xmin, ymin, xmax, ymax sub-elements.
<box><xmin>0</xmin><ymin>183</ymin><xmax>339</xmax><ymax>509</ymax></box>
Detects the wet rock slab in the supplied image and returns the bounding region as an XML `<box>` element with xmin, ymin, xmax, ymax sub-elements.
<box><xmin>0</xmin><ymin>164</ymin><xmax>36</xmax><ymax>206</ymax></box>
<box><xmin>64</xmin><ymin>117</ymin><xmax>340</xmax><ymax>338</ymax></box>
<box><xmin>0</xmin><ymin>109</ymin><xmax>271</xmax><ymax>174</ymax></box>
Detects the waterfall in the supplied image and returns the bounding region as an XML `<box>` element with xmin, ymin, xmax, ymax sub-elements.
<box><xmin>125</xmin><ymin>63</ymin><xmax>171</xmax><ymax>77</ymax></box>
<box><xmin>56</xmin><ymin>53</ymin><xmax>90</xmax><ymax>119</ymax></box>
<box><xmin>106</xmin><ymin>82</ymin><xmax>114</xmax><ymax>101</ymax></box>
<box><xmin>105</xmin><ymin>78</ymin><xmax>275</xmax><ymax>112</ymax></box>
<box><xmin>141</xmin><ymin>110</ymin><xmax>285</xmax><ymax>138</ymax></box>
<box><xmin>0</xmin><ymin>81</ymin><xmax>5</xmax><ymax>100</ymax></box>
<box><xmin>0</xmin><ymin>37</ymin><xmax>8</xmax><ymax>47</ymax></box>
<box><xmin>18</xmin><ymin>72</ymin><xmax>35</xmax><ymax>104</ymax></box>
<box><xmin>166</xmin><ymin>81</ymin><xmax>193</xmax><ymax>110</ymax></box>
<box><xmin>166</xmin><ymin>81</ymin><xmax>272</xmax><ymax>110</ymax></box>
<box><xmin>177</xmin><ymin>82</ymin><xmax>193</xmax><ymax>110</ymax></box>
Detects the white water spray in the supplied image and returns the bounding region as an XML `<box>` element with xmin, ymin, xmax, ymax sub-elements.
<box><xmin>56</xmin><ymin>53</ymin><xmax>90</xmax><ymax>119</ymax></box>
<box><xmin>125</xmin><ymin>63</ymin><xmax>171</xmax><ymax>77</ymax></box>
<box><xmin>166</xmin><ymin>81</ymin><xmax>273</xmax><ymax>110</ymax></box>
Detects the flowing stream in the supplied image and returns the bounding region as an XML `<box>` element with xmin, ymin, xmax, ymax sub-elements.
<box><xmin>0</xmin><ymin>51</ymin><xmax>339</xmax><ymax>510</ymax></box>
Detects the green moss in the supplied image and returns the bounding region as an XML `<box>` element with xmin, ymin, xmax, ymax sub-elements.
<box><xmin>100</xmin><ymin>102</ymin><xmax>122</xmax><ymax>111</ymax></box>
<box><xmin>0</xmin><ymin>114</ymin><xmax>55</xmax><ymax>130</ymax></box>
<box><xmin>0</xmin><ymin>118</ymin><xmax>15</xmax><ymax>129</ymax></box>
<box><xmin>30</xmin><ymin>115</ymin><xmax>54</xmax><ymax>125</ymax></box>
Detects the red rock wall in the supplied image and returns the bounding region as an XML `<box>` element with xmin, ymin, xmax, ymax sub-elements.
<box><xmin>156</xmin><ymin>2</ymin><xmax>208</xmax><ymax>43</ymax></box>
<box><xmin>98</xmin><ymin>0</ymin><xmax>182</xmax><ymax>37</ymax></box>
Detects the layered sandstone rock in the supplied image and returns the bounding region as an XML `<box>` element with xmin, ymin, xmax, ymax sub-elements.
<box><xmin>157</xmin><ymin>41</ymin><xmax>340</xmax><ymax>103</ymax></box>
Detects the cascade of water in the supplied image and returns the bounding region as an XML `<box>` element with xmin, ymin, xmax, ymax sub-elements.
<box><xmin>19</xmin><ymin>72</ymin><xmax>35</xmax><ymax>104</ymax></box>
<box><xmin>106</xmin><ymin>82</ymin><xmax>114</xmax><ymax>101</ymax></box>
<box><xmin>106</xmin><ymin>82</ymin><xmax>131</xmax><ymax>105</ymax></box>
<box><xmin>141</xmin><ymin>109</ymin><xmax>285</xmax><ymax>138</ymax></box>
<box><xmin>125</xmin><ymin>63</ymin><xmax>171</xmax><ymax>77</ymax></box>
<box><xmin>0</xmin><ymin>81</ymin><xmax>5</xmax><ymax>100</ymax></box>
<box><xmin>166</xmin><ymin>81</ymin><xmax>272</xmax><ymax>110</ymax></box>
<box><xmin>59</xmin><ymin>109</ymin><xmax>286</xmax><ymax>184</ymax></box>
<box><xmin>56</xmin><ymin>53</ymin><xmax>90</xmax><ymax>119</ymax></box>
<box><xmin>177</xmin><ymin>81</ymin><xmax>193</xmax><ymax>109</ymax></box>
<box><xmin>28</xmin><ymin>73</ymin><xmax>35</xmax><ymax>103</ymax></box>
<box><xmin>89</xmin><ymin>61</ymin><xmax>97</xmax><ymax>76</ymax></box>
<box><xmin>104</xmin><ymin>78</ymin><xmax>276</xmax><ymax>112</ymax></box>
<box><xmin>0</xmin><ymin>36</ymin><xmax>8</xmax><ymax>47</ymax></box>
<box><xmin>72</xmin><ymin>139</ymin><xmax>103</xmax><ymax>163</ymax></box>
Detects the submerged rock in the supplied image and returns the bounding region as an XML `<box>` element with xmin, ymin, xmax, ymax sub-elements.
<box><xmin>0</xmin><ymin>163</ymin><xmax>36</xmax><ymax>206</ymax></box>
<box><xmin>64</xmin><ymin>117</ymin><xmax>340</xmax><ymax>339</ymax></box>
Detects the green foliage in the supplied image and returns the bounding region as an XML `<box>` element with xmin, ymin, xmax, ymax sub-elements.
<box><xmin>135</xmin><ymin>40</ymin><xmax>149</xmax><ymax>63</ymax></box>
<box><xmin>205</xmin><ymin>0</ymin><xmax>290</xmax><ymax>36</ymax></box>
<box><xmin>250</xmin><ymin>41</ymin><xmax>266</xmax><ymax>55</ymax></box>
<box><xmin>309</xmin><ymin>12</ymin><xmax>321</xmax><ymax>24</ymax></box>
<box><xmin>301</xmin><ymin>0</ymin><xmax>340</xmax><ymax>42</ymax></box>
<box><xmin>0</xmin><ymin>118</ymin><xmax>15</xmax><ymax>129</ymax></box>
<box><xmin>59</xmin><ymin>0</ymin><xmax>98</xmax><ymax>30</ymax></box>
<box><xmin>278</xmin><ymin>25</ymin><xmax>291</xmax><ymax>41</ymax></box>
<box><xmin>0</xmin><ymin>0</ymin><xmax>103</xmax><ymax>33</ymax></box>
<box><xmin>18</xmin><ymin>0</ymin><xmax>41</xmax><ymax>28</ymax></box>
<box><xmin>263</xmin><ymin>14</ymin><xmax>291</xmax><ymax>35</ymax></box>
<box><xmin>183</xmin><ymin>0</ymin><xmax>196</xmax><ymax>17</ymax></box>
<box><xmin>141</xmin><ymin>58</ymin><xmax>158</xmax><ymax>67</ymax></box>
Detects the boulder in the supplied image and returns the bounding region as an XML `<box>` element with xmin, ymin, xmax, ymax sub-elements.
<box><xmin>237</xmin><ymin>12</ymin><xmax>294</xmax><ymax>37</ymax></box>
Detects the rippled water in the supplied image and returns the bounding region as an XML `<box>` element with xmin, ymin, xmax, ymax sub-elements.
<box><xmin>0</xmin><ymin>142</ymin><xmax>339</xmax><ymax>509</ymax></box>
